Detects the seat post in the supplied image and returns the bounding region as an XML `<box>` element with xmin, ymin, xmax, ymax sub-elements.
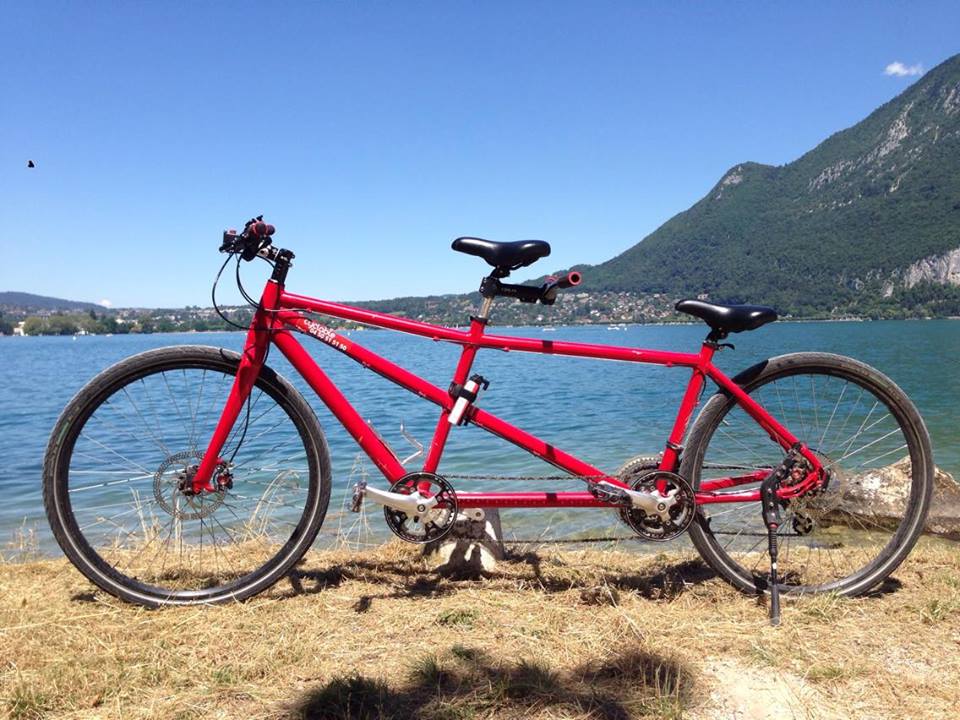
<box><xmin>478</xmin><ymin>296</ymin><xmax>495</xmax><ymax>320</ymax></box>
<box><xmin>476</xmin><ymin>272</ymin><xmax>504</xmax><ymax>321</ymax></box>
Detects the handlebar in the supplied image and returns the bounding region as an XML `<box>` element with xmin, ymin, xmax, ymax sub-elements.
<box><xmin>219</xmin><ymin>218</ymin><xmax>580</xmax><ymax>306</ymax></box>
<box><xmin>539</xmin><ymin>271</ymin><xmax>582</xmax><ymax>305</ymax></box>
<box><xmin>548</xmin><ymin>271</ymin><xmax>582</xmax><ymax>290</ymax></box>
<box><xmin>478</xmin><ymin>270</ymin><xmax>584</xmax><ymax>306</ymax></box>
<box><xmin>220</xmin><ymin>216</ymin><xmax>279</xmax><ymax>261</ymax></box>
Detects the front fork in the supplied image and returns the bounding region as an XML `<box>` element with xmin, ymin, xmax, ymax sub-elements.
<box><xmin>190</xmin><ymin>282</ymin><xmax>282</xmax><ymax>494</ymax></box>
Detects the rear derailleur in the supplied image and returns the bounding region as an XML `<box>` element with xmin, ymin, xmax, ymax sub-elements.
<box><xmin>760</xmin><ymin>443</ymin><xmax>815</xmax><ymax>626</ymax></box>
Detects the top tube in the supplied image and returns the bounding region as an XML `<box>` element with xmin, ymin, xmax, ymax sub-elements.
<box><xmin>280</xmin><ymin>291</ymin><xmax>705</xmax><ymax>368</ymax></box>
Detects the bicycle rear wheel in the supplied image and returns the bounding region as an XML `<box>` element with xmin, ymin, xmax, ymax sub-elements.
<box><xmin>683</xmin><ymin>352</ymin><xmax>933</xmax><ymax>596</ymax></box>
<box><xmin>43</xmin><ymin>345</ymin><xmax>331</xmax><ymax>606</ymax></box>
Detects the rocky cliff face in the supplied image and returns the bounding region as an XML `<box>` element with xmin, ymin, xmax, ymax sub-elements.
<box><xmin>901</xmin><ymin>247</ymin><xmax>960</xmax><ymax>288</ymax></box>
<box><xmin>875</xmin><ymin>246</ymin><xmax>960</xmax><ymax>297</ymax></box>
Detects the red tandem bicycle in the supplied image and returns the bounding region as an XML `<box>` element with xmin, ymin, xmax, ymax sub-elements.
<box><xmin>44</xmin><ymin>218</ymin><xmax>934</xmax><ymax>622</ymax></box>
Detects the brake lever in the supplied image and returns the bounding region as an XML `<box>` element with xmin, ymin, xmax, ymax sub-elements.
<box><xmin>241</xmin><ymin>237</ymin><xmax>267</xmax><ymax>262</ymax></box>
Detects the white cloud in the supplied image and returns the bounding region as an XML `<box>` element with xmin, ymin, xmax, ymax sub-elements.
<box><xmin>884</xmin><ymin>61</ymin><xmax>923</xmax><ymax>77</ymax></box>
<box><xmin>98</xmin><ymin>299</ymin><xmax>113</xmax><ymax>308</ymax></box>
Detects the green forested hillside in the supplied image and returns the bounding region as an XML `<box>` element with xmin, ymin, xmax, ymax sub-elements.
<box><xmin>584</xmin><ymin>54</ymin><xmax>960</xmax><ymax>316</ymax></box>
<box><xmin>0</xmin><ymin>292</ymin><xmax>101</xmax><ymax>311</ymax></box>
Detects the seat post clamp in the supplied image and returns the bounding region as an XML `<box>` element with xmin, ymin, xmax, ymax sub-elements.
<box><xmin>479</xmin><ymin>276</ymin><xmax>501</xmax><ymax>298</ymax></box>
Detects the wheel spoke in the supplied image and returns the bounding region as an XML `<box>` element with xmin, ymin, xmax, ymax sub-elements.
<box><xmin>51</xmin><ymin>352</ymin><xmax>323</xmax><ymax>605</ymax></box>
<box><xmin>693</xmin><ymin>361</ymin><xmax>928</xmax><ymax>594</ymax></box>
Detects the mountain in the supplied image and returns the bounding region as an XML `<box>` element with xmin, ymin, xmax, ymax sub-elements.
<box><xmin>581</xmin><ymin>54</ymin><xmax>960</xmax><ymax>316</ymax></box>
<box><xmin>0</xmin><ymin>292</ymin><xmax>102</xmax><ymax>312</ymax></box>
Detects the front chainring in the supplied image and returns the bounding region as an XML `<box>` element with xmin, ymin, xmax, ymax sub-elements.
<box><xmin>383</xmin><ymin>472</ymin><xmax>458</xmax><ymax>544</ymax></box>
<box><xmin>618</xmin><ymin>470</ymin><xmax>696</xmax><ymax>542</ymax></box>
<box><xmin>614</xmin><ymin>454</ymin><xmax>658</xmax><ymax>534</ymax></box>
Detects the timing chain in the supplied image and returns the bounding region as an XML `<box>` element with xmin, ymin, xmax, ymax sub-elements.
<box><xmin>441</xmin><ymin>473</ymin><xmax>624</xmax><ymax>543</ymax></box>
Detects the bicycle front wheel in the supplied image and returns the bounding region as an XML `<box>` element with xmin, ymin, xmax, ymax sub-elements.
<box><xmin>683</xmin><ymin>352</ymin><xmax>933</xmax><ymax>596</ymax></box>
<box><xmin>43</xmin><ymin>345</ymin><xmax>332</xmax><ymax>606</ymax></box>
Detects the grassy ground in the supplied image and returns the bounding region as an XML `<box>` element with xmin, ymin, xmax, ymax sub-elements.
<box><xmin>1</xmin><ymin>538</ymin><xmax>958</xmax><ymax>720</ymax></box>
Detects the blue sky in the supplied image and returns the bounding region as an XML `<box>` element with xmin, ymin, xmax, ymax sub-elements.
<box><xmin>2</xmin><ymin>1</ymin><xmax>958</xmax><ymax>308</ymax></box>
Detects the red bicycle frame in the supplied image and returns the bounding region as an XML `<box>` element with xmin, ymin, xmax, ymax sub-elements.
<box><xmin>192</xmin><ymin>276</ymin><xmax>824</xmax><ymax>507</ymax></box>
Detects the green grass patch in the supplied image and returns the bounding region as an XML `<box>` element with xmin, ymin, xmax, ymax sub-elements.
<box><xmin>436</xmin><ymin>608</ymin><xmax>479</xmax><ymax>628</ymax></box>
<box><xmin>920</xmin><ymin>598</ymin><xmax>960</xmax><ymax>624</ymax></box>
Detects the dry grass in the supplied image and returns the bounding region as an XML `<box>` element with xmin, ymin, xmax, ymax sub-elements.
<box><xmin>1</xmin><ymin>537</ymin><xmax>958</xmax><ymax>719</ymax></box>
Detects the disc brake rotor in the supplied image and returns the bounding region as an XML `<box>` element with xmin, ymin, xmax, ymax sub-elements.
<box><xmin>154</xmin><ymin>450</ymin><xmax>225</xmax><ymax>520</ymax></box>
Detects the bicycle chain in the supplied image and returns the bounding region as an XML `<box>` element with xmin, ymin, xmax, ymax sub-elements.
<box><xmin>441</xmin><ymin>466</ymin><xmax>759</xmax><ymax>544</ymax></box>
<box><xmin>443</xmin><ymin>473</ymin><xmax>607</xmax><ymax>482</ymax></box>
<box><xmin>442</xmin><ymin>463</ymin><xmax>758</xmax><ymax>484</ymax></box>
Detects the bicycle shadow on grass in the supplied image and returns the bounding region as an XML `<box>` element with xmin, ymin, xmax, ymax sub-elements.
<box><xmin>285</xmin><ymin>643</ymin><xmax>692</xmax><ymax>720</ymax></box>
<box><xmin>278</xmin><ymin>550</ymin><xmax>718</xmax><ymax>609</ymax></box>
<box><xmin>509</xmin><ymin>550</ymin><xmax>718</xmax><ymax>602</ymax></box>
<box><xmin>282</xmin><ymin>560</ymin><xmax>454</xmax><ymax>604</ymax></box>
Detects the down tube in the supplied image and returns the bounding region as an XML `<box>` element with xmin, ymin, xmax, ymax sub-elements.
<box><xmin>468</xmin><ymin>407</ymin><xmax>626</xmax><ymax>486</ymax></box>
<box><xmin>278</xmin><ymin>312</ymin><xmax>628</xmax><ymax>490</ymax></box>
<box><xmin>271</xmin><ymin>330</ymin><xmax>407</xmax><ymax>482</ymax></box>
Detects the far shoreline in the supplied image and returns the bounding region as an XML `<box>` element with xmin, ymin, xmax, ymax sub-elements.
<box><xmin>3</xmin><ymin>314</ymin><xmax>960</xmax><ymax>338</ymax></box>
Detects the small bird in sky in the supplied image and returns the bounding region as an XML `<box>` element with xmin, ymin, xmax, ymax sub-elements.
<box><xmin>27</xmin><ymin>160</ymin><xmax>35</xmax><ymax>168</ymax></box>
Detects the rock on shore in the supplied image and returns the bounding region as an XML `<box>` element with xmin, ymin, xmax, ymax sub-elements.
<box><xmin>826</xmin><ymin>457</ymin><xmax>960</xmax><ymax>539</ymax></box>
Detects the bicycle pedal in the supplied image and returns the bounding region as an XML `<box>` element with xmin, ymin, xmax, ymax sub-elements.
<box><xmin>589</xmin><ymin>481</ymin><xmax>631</xmax><ymax>506</ymax></box>
<box><xmin>350</xmin><ymin>479</ymin><xmax>367</xmax><ymax>513</ymax></box>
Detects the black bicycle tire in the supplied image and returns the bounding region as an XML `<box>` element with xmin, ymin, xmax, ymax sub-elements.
<box><xmin>43</xmin><ymin>345</ymin><xmax>332</xmax><ymax>607</ymax></box>
<box><xmin>682</xmin><ymin>352</ymin><xmax>934</xmax><ymax>597</ymax></box>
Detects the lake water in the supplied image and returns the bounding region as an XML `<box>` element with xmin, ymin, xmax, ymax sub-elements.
<box><xmin>2</xmin><ymin>320</ymin><xmax>958</xmax><ymax>554</ymax></box>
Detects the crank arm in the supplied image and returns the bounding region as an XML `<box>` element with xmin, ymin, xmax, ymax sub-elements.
<box><xmin>360</xmin><ymin>485</ymin><xmax>439</xmax><ymax>516</ymax></box>
<box><xmin>590</xmin><ymin>480</ymin><xmax>677</xmax><ymax>516</ymax></box>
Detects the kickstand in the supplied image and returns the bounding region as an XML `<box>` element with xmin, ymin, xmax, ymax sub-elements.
<box><xmin>760</xmin><ymin>471</ymin><xmax>783</xmax><ymax>626</ymax></box>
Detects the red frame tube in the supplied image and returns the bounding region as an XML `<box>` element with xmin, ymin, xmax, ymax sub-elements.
<box><xmin>193</xmin><ymin>279</ymin><xmax>823</xmax><ymax>507</ymax></box>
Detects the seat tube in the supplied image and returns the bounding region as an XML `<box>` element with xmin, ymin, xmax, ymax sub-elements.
<box><xmin>660</xmin><ymin>341</ymin><xmax>716</xmax><ymax>473</ymax></box>
<box><xmin>422</xmin><ymin>316</ymin><xmax>487</xmax><ymax>473</ymax></box>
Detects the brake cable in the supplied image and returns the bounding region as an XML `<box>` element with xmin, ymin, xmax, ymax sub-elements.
<box><xmin>211</xmin><ymin>253</ymin><xmax>249</xmax><ymax>330</ymax></box>
<box><xmin>209</xmin><ymin>249</ymin><xmax>275</xmax><ymax>464</ymax></box>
